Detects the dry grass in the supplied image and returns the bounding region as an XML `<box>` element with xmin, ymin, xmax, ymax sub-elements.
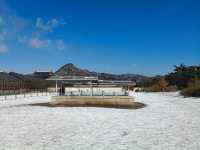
<box><xmin>30</xmin><ymin>96</ymin><xmax>146</xmax><ymax>109</ymax></box>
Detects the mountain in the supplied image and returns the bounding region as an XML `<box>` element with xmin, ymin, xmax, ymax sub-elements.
<box><xmin>55</xmin><ymin>63</ymin><xmax>96</xmax><ymax>76</ymax></box>
<box><xmin>55</xmin><ymin>63</ymin><xmax>148</xmax><ymax>82</ymax></box>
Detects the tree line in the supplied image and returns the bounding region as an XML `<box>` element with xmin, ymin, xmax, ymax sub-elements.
<box><xmin>137</xmin><ymin>64</ymin><xmax>200</xmax><ymax>97</ymax></box>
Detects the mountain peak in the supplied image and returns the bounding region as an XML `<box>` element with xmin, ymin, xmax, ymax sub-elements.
<box><xmin>64</xmin><ymin>63</ymin><xmax>75</xmax><ymax>67</ymax></box>
<box><xmin>62</xmin><ymin>63</ymin><xmax>77</xmax><ymax>71</ymax></box>
<box><xmin>55</xmin><ymin>63</ymin><xmax>94</xmax><ymax>76</ymax></box>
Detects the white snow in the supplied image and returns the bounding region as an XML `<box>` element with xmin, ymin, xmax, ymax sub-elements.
<box><xmin>0</xmin><ymin>92</ymin><xmax>200</xmax><ymax>150</ymax></box>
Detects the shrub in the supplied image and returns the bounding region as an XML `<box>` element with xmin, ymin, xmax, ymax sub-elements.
<box><xmin>143</xmin><ymin>84</ymin><xmax>162</xmax><ymax>92</ymax></box>
<box><xmin>181</xmin><ymin>86</ymin><xmax>200</xmax><ymax>97</ymax></box>
<box><xmin>143</xmin><ymin>78</ymin><xmax>175</xmax><ymax>92</ymax></box>
<box><xmin>181</xmin><ymin>77</ymin><xmax>200</xmax><ymax>97</ymax></box>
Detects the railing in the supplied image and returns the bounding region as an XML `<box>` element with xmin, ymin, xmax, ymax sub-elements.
<box><xmin>0</xmin><ymin>89</ymin><xmax>129</xmax><ymax>100</ymax></box>
<box><xmin>0</xmin><ymin>89</ymin><xmax>57</xmax><ymax>101</ymax></box>
<box><xmin>61</xmin><ymin>91</ymin><xmax>128</xmax><ymax>96</ymax></box>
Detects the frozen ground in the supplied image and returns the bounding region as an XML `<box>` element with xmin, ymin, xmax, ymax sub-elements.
<box><xmin>0</xmin><ymin>92</ymin><xmax>200</xmax><ymax>150</ymax></box>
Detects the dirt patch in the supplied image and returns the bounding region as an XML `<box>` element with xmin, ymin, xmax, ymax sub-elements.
<box><xmin>30</xmin><ymin>101</ymin><xmax>146</xmax><ymax>109</ymax></box>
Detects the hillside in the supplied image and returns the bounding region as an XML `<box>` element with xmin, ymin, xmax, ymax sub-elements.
<box><xmin>55</xmin><ymin>63</ymin><xmax>148</xmax><ymax>82</ymax></box>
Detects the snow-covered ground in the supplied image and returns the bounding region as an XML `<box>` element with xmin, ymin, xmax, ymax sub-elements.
<box><xmin>0</xmin><ymin>92</ymin><xmax>200</xmax><ymax>150</ymax></box>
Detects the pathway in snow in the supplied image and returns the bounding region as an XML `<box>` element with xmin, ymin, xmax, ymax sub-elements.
<box><xmin>0</xmin><ymin>92</ymin><xmax>200</xmax><ymax>150</ymax></box>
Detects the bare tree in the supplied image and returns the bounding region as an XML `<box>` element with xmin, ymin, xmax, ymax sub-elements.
<box><xmin>158</xmin><ymin>78</ymin><xmax>169</xmax><ymax>92</ymax></box>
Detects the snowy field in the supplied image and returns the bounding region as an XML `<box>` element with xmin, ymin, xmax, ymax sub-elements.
<box><xmin>0</xmin><ymin>92</ymin><xmax>200</xmax><ymax>150</ymax></box>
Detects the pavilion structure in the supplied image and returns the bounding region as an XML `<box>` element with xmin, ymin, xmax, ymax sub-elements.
<box><xmin>47</xmin><ymin>75</ymin><xmax>98</xmax><ymax>94</ymax></box>
<box><xmin>47</xmin><ymin>75</ymin><xmax>136</xmax><ymax>96</ymax></box>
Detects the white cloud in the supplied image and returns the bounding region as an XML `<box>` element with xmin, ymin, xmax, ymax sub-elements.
<box><xmin>55</xmin><ymin>39</ymin><xmax>66</xmax><ymax>50</ymax></box>
<box><xmin>18</xmin><ymin>36</ymin><xmax>67</xmax><ymax>50</ymax></box>
<box><xmin>18</xmin><ymin>35</ymin><xmax>27</xmax><ymax>44</ymax></box>
<box><xmin>1</xmin><ymin>1</ymin><xmax>67</xmax><ymax>52</ymax></box>
<box><xmin>36</xmin><ymin>18</ymin><xmax>66</xmax><ymax>32</ymax></box>
<box><xmin>0</xmin><ymin>18</ymin><xmax>8</xmax><ymax>53</ymax></box>
<box><xmin>0</xmin><ymin>43</ymin><xmax>8</xmax><ymax>53</ymax></box>
<box><xmin>0</xmin><ymin>1</ymin><xmax>28</xmax><ymax>53</ymax></box>
<box><xmin>0</xmin><ymin>34</ymin><xmax>4</xmax><ymax>41</ymax></box>
<box><xmin>29</xmin><ymin>38</ymin><xmax>51</xmax><ymax>49</ymax></box>
<box><xmin>0</xmin><ymin>29</ymin><xmax>8</xmax><ymax>43</ymax></box>
<box><xmin>0</xmin><ymin>16</ymin><xmax>3</xmax><ymax>26</ymax></box>
<box><xmin>0</xmin><ymin>18</ymin><xmax>6</xmax><ymax>41</ymax></box>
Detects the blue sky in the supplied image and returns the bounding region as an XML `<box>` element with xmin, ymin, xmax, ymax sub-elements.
<box><xmin>0</xmin><ymin>0</ymin><xmax>199</xmax><ymax>76</ymax></box>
